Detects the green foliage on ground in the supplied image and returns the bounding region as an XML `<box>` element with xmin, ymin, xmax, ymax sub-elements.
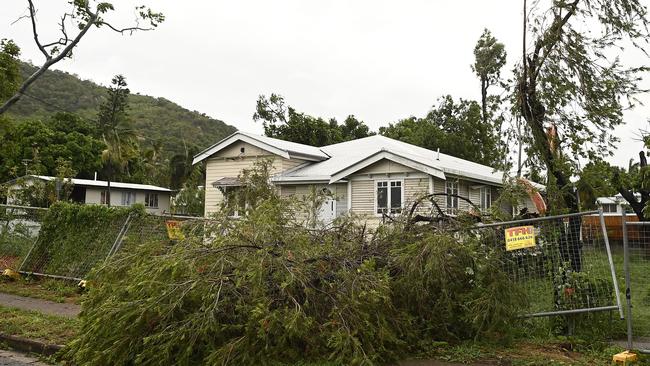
<box><xmin>20</xmin><ymin>202</ymin><xmax>145</xmax><ymax>279</ymax></box>
<box><xmin>62</xmin><ymin>162</ymin><xmax>526</xmax><ymax>366</ymax></box>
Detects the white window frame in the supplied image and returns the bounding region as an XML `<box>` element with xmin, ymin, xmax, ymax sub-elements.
<box><xmin>445</xmin><ymin>180</ymin><xmax>459</xmax><ymax>214</ymax></box>
<box><xmin>144</xmin><ymin>193</ymin><xmax>159</xmax><ymax>208</ymax></box>
<box><xmin>374</xmin><ymin>179</ymin><xmax>404</xmax><ymax>216</ymax></box>
<box><xmin>479</xmin><ymin>187</ymin><xmax>492</xmax><ymax>211</ymax></box>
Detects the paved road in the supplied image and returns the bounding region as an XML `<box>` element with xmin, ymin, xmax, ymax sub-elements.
<box><xmin>0</xmin><ymin>350</ymin><xmax>48</xmax><ymax>366</ymax></box>
<box><xmin>0</xmin><ymin>293</ymin><xmax>79</xmax><ymax>318</ymax></box>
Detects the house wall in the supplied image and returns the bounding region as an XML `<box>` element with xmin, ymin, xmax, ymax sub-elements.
<box><xmin>203</xmin><ymin>141</ymin><xmax>305</xmax><ymax>216</ymax></box>
<box><xmin>345</xmin><ymin>160</ymin><xmax>515</xmax><ymax>227</ymax></box>
<box><xmin>85</xmin><ymin>187</ymin><xmax>170</xmax><ymax>214</ymax></box>
<box><xmin>279</xmin><ymin>183</ymin><xmax>347</xmax><ymax>223</ymax></box>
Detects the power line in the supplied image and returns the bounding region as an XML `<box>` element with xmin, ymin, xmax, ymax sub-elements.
<box><xmin>20</xmin><ymin>92</ymin><xmax>78</xmax><ymax>115</ymax></box>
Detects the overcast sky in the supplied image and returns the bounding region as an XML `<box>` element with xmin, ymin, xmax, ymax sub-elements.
<box><xmin>2</xmin><ymin>0</ymin><xmax>649</xmax><ymax>168</ymax></box>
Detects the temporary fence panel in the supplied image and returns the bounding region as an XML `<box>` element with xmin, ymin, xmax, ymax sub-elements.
<box><xmin>19</xmin><ymin>210</ymin><xmax>132</xmax><ymax>281</ymax></box>
<box><xmin>0</xmin><ymin>204</ymin><xmax>48</xmax><ymax>270</ymax></box>
<box><xmin>621</xmin><ymin>215</ymin><xmax>650</xmax><ymax>352</ymax></box>
<box><xmin>467</xmin><ymin>210</ymin><xmax>622</xmax><ymax>319</ymax></box>
<box><xmin>117</xmin><ymin>214</ymin><xmax>209</xmax><ymax>251</ymax></box>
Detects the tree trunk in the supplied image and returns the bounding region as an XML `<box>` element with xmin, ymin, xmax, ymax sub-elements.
<box><xmin>481</xmin><ymin>78</ymin><xmax>488</xmax><ymax>127</ymax></box>
<box><xmin>616</xmin><ymin>151</ymin><xmax>650</xmax><ymax>221</ymax></box>
<box><xmin>519</xmin><ymin>80</ymin><xmax>582</xmax><ymax>271</ymax></box>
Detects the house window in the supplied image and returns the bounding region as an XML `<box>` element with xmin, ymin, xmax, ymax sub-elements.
<box><xmin>120</xmin><ymin>191</ymin><xmax>136</xmax><ymax>206</ymax></box>
<box><xmin>480</xmin><ymin>187</ymin><xmax>492</xmax><ymax>211</ymax></box>
<box><xmin>446</xmin><ymin>181</ymin><xmax>459</xmax><ymax>214</ymax></box>
<box><xmin>376</xmin><ymin>180</ymin><xmax>402</xmax><ymax>215</ymax></box>
<box><xmin>145</xmin><ymin>193</ymin><xmax>159</xmax><ymax>208</ymax></box>
<box><xmin>100</xmin><ymin>191</ymin><xmax>108</xmax><ymax>205</ymax></box>
<box><xmin>224</xmin><ymin>187</ymin><xmax>247</xmax><ymax>217</ymax></box>
<box><xmin>601</xmin><ymin>203</ymin><xmax>617</xmax><ymax>213</ymax></box>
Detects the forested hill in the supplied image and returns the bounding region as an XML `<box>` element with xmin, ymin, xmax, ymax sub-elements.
<box><xmin>8</xmin><ymin>62</ymin><xmax>236</xmax><ymax>156</ymax></box>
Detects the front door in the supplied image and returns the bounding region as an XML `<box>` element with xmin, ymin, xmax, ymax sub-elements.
<box><xmin>317</xmin><ymin>198</ymin><xmax>337</xmax><ymax>225</ymax></box>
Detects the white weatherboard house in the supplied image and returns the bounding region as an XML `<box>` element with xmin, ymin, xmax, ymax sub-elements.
<box><xmin>193</xmin><ymin>131</ymin><xmax>539</xmax><ymax>224</ymax></box>
<box><xmin>6</xmin><ymin>175</ymin><xmax>171</xmax><ymax>214</ymax></box>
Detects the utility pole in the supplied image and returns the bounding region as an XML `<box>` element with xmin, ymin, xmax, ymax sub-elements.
<box><xmin>517</xmin><ymin>0</ymin><xmax>527</xmax><ymax>178</ymax></box>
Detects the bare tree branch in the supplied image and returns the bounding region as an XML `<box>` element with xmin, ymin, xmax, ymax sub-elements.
<box><xmin>27</xmin><ymin>0</ymin><xmax>50</xmax><ymax>59</ymax></box>
<box><xmin>0</xmin><ymin>1</ymin><xmax>163</xmax><ymax>116</ymax></box>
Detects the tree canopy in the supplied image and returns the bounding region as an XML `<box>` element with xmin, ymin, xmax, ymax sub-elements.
<box><xmin>516</xmin><ymin>0</ymin><xmax>649</xmax><ymax>213</ymax></box>
<box><xmin>0</xmin><ymin>113</ymin><xmax>104</xmax><ymax>183</ymax></box>
<box><xmin>253</xmin><ymin>93</ymin><xmax>374</xmax><ymax>146</ymax></box>
<box><xmin>380</xmin><ymin>95</ymin><xmax>507</xmax><ymax>168</ymax></box>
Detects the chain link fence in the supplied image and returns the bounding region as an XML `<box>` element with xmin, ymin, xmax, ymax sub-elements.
<box><xmin>0</xmin><ymin>204</ymin><xmax>48</xmax><ymax>271</ymax></box>
<box><xmin>621</xmin><ymin>215</ymin><xmax>650</xmax><ymax>351</ymax></box>
<box><xmin>2</xmin><ymin>207</ymin><xmax>208</xmax><ymax>281</ymax></box>
<box><xmin>467</xmin><ymin>210</ymin><xmax>622</xmax><ymax>319</ymax></box>
<box><xmin>18</xmin><ymin>210</ymin><xmax>132</xmax><ymax>280</ymax></box>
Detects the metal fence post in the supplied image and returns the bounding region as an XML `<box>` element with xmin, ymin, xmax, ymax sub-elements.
<box><xmin>598</xmin><ymin>208</ymin><xmax>624</xmax><ymax>319</ymax></box>
<box><xmin>621</xmin><ymin>208</ymin><xmax>633</xmax><ymax>350</ymax></box>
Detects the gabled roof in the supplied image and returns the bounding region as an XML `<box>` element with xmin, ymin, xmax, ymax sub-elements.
<box><xmin>192</xmin><ymin>131</ymin><xmax>329</xmax><ymax>165</ymax></box>
<box><xmin>195</xmin><ymin>131</ymin><xmax>505</xmax><ymax>185</ymax></box>
<box><xmin>274</xmin><ymin>135</ymin><xmax>503</xmax><ymax>185</ymax></box>
<box><xmin>21</xmin><ymin>175</ymin><xmax>171</xmax><ymax>192</ymax></box>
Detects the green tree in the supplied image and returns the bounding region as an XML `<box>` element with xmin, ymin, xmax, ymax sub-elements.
<box><xmin>253</xmin><ymin>93</ymin><xmax>374</xmax><ymax>146</ymax></box>
<box><xmin>516</xmin><ymin>0</ymin><xmax>649</xmax><ymax>214</ymax></box>
<box><xmin>171</xmin><ymin>165</ymin><xmax>205</xmax><ymax>216</ymax></box>
<box><xmin>472</xmin><ymin>29</ymin><xmax>506</xmax><ymax>127</ymax></box>
<box><xmin>614</xmin><ymin>146</ymin><xmax>650</xmax><ymax>220</ymax></box>
<box><xmin>0</xmin><ymin>39</ymin><xmax>21</xmax><ymax>102</ymax></box>
<box><xmin>514</xmin><ymin>0</ymin><xmax>649</xmax><ymax>271</ymax></box>
<box><xmin>380</xmin><ymin>95</ymin><xmax>506</xmax><ymax>167</ymax></box>
<box><xmin>97</xmin><ymin>75</ymin><xmax>138</xmax><ymax>206</ymax></box>
<box><xmin>0</xmin><ymin>113</ymin><xmax>103</xmax><ymax>183</ymax></box>
<box><xmin>576</xmin><ymin>159</ymin><xmax>622</xmax><ymax>210</ymax></box>
<box><xmin>0</xmin><ymin>1</ymin><xmax>163</xmax><ymax>115</ymax></box>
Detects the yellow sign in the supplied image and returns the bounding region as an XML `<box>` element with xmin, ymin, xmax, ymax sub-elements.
<box><xmin>505</xmin><ymin>225</ymin><xmax>535</xmax><ymax>251</ymax></box>
<box><xmin>165</xmin><ymin>220</ymin><xmax>185</xmax><ymax>241</ymax></box>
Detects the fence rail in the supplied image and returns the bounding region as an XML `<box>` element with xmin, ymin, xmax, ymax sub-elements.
<box><xmin>621</xmin><ymin>214</ymin><xmax>650</xmax><ymax>352</ymax></box>
<box><xmin>467</xmin><ymin>209</ymin><xmax>621</xmax><ymax>320</ymax></box>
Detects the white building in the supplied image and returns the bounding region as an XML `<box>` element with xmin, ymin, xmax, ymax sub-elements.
<box><xmin>6</xmin><ymin>175</ymin><xmax>171</xmax><ymax>214</ymax></box>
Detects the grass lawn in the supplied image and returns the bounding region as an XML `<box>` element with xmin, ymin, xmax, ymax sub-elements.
<box><xmin>415</xmin><ymin>339</ymin><xmax>650</xmax><ymax>366</ymax></box>
<box><xmin>0</xmin><ymin>277</ymin><xmax>81</xmax><ymax>304</ymax></box>
<box><xmin>0</xmin><ymin>305</ymin><xmax>79</xmax><ymax>345</ymax></box>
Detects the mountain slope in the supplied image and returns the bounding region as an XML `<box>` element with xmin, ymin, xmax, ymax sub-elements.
<box><xmin>8</xmin><ymin>62</ymin><xmax>236</xmax><ymax>157</ymax></box>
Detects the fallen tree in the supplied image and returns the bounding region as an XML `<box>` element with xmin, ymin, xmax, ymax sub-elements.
<box><xmin>63</xmin><ymin>161</ymin><xmax>525</xmax><ymax>365</ymax></box>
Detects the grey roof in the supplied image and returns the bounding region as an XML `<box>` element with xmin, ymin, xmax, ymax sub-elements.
<box><xmin>28</xmin><ymin>175</ymin><xmax>171</xmax><ymax>192</ymax></box>
<box><xmin>192</xmin><ymin>131</ymin><xmax>329</xmax><ymax>164</ymax></box>
<box><xmin>274</xmin><ymin>135</ymin><xmax>504</xmax><ymax>185</ymax></box>
<box><xmin>211</xmin><ymin>177</ymin><xmax>242</xmax><ymax>187</ymax></box>
<box><xmin>194</xmin><ymin>131</ymin><xmax>507</xmax><ymax>185</ymax></box>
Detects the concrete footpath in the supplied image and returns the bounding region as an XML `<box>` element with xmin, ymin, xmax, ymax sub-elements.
<box><xmin>0</xmin><ymin>349</ymin><xmax>48</xmax><ymax>366</ymax></box>
<box><xmin>0</xmin><ymin>293</ymin><xmax>80</xmax><ymax>318</ymax></box>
